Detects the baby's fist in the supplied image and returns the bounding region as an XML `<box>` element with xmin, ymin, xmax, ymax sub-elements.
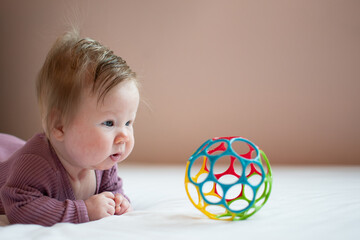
<box><xmin>85</xmin><ymin>192</ymin><xmax>115</xmax><ymax>221</ymax></box>
<box><xmin>114</xmin><ymin>193</ymin><xmax>132</xmax><ymax>215</ymax></box>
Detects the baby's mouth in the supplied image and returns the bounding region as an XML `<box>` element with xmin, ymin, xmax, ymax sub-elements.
<box><xmin>110</xmin><ymin>153</ymin><xmax>121</xmax><ymax>162</ymax></box>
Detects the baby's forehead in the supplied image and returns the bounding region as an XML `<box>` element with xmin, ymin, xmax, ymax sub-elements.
<box><xmin>87</xmin><ymin>80</ymin><xmax>139</xmax><ymax>105</ymax></box>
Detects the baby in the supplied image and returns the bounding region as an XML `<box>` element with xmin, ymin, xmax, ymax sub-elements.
<box><xmin>0</xmin><ymin>30</ymin><xmax>139</xmax><ymax>226</ymax></box>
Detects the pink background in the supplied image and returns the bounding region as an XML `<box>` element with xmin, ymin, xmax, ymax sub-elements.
<box><xmin>0</xmin><ymin>0</ymin><xmax>359</xmax><ymax>165</ymax></box>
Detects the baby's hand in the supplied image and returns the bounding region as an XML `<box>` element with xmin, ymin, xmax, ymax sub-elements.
<box><xmin>114</xmin><ymin>193</ymin><xmax>132</xmax><ymax>215</ymax></box>
<box><xmin>85</xmin><ymin>192</ymin><xmax>115</xmax><ymax>221</ymax></box>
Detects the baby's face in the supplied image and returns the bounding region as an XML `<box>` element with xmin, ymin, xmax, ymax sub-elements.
<box><xmin>60</xmin><ymin>80</ymin><xmax>139</xmax><ymax>170</ymax></box>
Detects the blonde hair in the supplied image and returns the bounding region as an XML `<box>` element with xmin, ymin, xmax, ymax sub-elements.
<box><xmin>36</xmin><ymin>30</ymin><xmax>137</xmax><ymax>135</ymax></box>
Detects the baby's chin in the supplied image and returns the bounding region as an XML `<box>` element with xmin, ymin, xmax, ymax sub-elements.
<box><xmin>91</xmin><ymin>161</ymin><xmax>117</xmax><ymax>171</ymax></box>
<box><xmin>93</xmin><ymin>164</ymin><xmax>116</xmax><ymax>171</ymax></box>
<box><xmin>91</xmin><ymin>153</ymin><xmax>130</xmax><ymax>170</ymax></box>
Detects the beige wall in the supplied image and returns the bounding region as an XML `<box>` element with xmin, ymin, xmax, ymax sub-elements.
<box><xmin>0</xmin><ymin>0</ymin><xmax>359</xmax><ymax>165</ymax></box>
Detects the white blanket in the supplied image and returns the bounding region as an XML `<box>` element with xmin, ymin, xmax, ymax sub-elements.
<box><xmin>1</xmin><ymin>165</ymin><xmax>359</xmax><ymax>240</ymax></box>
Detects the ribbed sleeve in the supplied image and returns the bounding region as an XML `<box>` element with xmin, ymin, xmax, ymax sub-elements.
<box><xmin>0</xmin><ymin>134</ymin><xmax>90</xmax><ymax>226</ymax></box>
<box><xmin>98</xmin><ymin>164</ymin><xmax>124</xmax><ymax>194</ymax></box>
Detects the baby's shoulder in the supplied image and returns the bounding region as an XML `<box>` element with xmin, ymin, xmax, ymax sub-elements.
<box><xmin>1</xmin><ymin>134</ymin><xmax>64</xmax><ymax>196</ymax></box>
<box><xmin>8</xmin><ymin>133</ymin><xmax>59</xmax><ymax>175</ymax></box>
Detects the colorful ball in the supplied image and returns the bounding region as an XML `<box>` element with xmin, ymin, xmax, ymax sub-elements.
<box><xmin>185</xmin><ymin>136</ymin><xmax>272</xmax><ymax>221</ymax></box>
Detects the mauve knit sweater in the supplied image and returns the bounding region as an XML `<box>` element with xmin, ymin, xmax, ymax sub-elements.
<box><xmin>0</xmin><ymin>133</ymin><xmax>127</xmax><ymax>226</ymax></box>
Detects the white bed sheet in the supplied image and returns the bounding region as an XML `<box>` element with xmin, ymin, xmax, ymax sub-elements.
<box><xmin>0</xmin><ymin>165</ymin><xmax>359</xmax><ymax>240</ymax></box>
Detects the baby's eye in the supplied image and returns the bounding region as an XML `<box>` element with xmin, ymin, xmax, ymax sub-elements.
<box><xmin>125</xmin><ymin>121</ymin><xmax>132</xmax><ymax>126</ymax></box>
<box><xmin>102</xmin><ymin>120</ymin><xmax>114</xmax><ymax>127</ymax></box>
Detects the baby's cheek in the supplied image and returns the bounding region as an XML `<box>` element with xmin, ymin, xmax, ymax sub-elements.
<box><xmin>71</xmin><ymin>130</ymin><xmax>101</xmax><ymax>155</ymax></box>
<box><xmin>83</xmin><ymin>137</ymin><xmax>108</xmax><ymax>156</ymax></box>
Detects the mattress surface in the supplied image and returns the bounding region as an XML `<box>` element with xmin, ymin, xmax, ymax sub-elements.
<box><xmin>0</xmin><ymin>165</ymin><xmax>359</xmax><ymax>240</ymax></box>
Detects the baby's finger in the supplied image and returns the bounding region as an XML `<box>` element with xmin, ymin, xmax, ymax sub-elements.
<box><xmin>107</xmin><ymin>198</ymin><xmax>115</xmax><ymax>208</ymax></box>
<box><xmin>106</xmin><ymin>204</ymin><xmax>116</xmax><ymax>216</ymax></box>
<box><xmin>102</xmin><ymin>191</ymin><xmax>115</xmax><ymax>199</ymax></box>
<box><xmin>114</xmin><ymin>193</ymin><xmax>124</xmax><ymax>206</ymax></box>
<box><xmin>118</xmin><ymin>200</ymin><xmax>131</xmax><ymax>215</ymax></box>
<box><xmin>115</xmin><ymin>205</ymin><xmax>121</xmax><ymax>215</ymax></box>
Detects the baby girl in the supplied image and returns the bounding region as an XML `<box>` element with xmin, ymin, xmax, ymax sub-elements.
<box><xmin>0</xmin><ymin>29</ymin><xmax>139</xmax><ymax>226</ymax></box>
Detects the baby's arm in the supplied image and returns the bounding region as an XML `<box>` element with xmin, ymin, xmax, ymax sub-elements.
<box><xmin>0</xmin><ymin>155</ymin><xmax>89</xmax><ymax>226</ymax></box>
<box><xmin>1</xmin><ymin>185</ymin><xmax>89</xmax><ymax>226</ymax></box>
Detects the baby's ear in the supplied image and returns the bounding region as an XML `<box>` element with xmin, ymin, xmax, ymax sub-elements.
<box><xmin>49</xmin><ymin>110</ymin><xmax>65</xmax><ymax>141</ymax></box>
<box><xmin>52</xmin><ymin>124</ymin><xmax>65</xmax><ymax>141</ymax></box>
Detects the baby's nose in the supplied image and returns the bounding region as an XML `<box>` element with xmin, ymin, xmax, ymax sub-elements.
<box><xmin>114</xmin><ymin>132</ymin><xmax>129</xmax><ymax>144</ymax></box>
